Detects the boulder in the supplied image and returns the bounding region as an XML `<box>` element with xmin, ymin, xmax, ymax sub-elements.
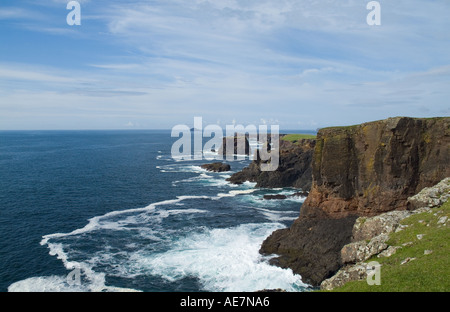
<box><xmin>351</xmin><ymin>210</ymin><xmax>411</xmax><ymax>242</ymax></box>
<box><xmin>263</xmin><ymin>194</ymin><xmax>287</xmax><ymax>200</ymax></box>
<box><xmin>320</xmin><ymin>264</ymin><xmax>367</xmax><ymax>291</ymax></box>
<box><xmin>407</xmin><ymin>177</ymin><xmax>450</xmax><ymax>210</ymax></box>
<box><xmin>200</xmin><ymin>162</ymin><xmax>231</xmax><ymax>172</ymax></box>
<box><xmin>341</xmin><ymin>234</ymin><xmax>389</xmax><ymax>264</ymax></box>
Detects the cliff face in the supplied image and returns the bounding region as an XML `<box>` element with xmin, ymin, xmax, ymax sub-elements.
<box><xmin>227</xmin><ymin>138</ymin><xmax>315</xmax><ymax>191</ymax></box>
<box><xmin>302</xmin><ymin>116</ymin><xmax>450</xmax><ymax>218</ymax></box>
<box><xmin>260</xmin><ymin>117</ymin><xmax>450</xmax><ymax>286</ymax></box>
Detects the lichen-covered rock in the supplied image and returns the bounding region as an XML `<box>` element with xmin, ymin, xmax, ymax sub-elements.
<box><xmin>301</xmin><ymin>117</ymin><xmax>450</xmax><ymax>219</ymax></box>
<box><xmin>341</xmin><ymin>234</ymin><xmax>389</xmax><ymax>264</ymax></box>
<box><xmin>407</xmin><ymin>177</ymin><xmax>450</xmax><ymax>210</ymax></box>
<box><xmin>351</xmin><ymin>210</ymin><xmax>411</xmax><ymax>242</ymax></box>
<box><xmin>378</xmin><ymin>245</ymin><xmax>401</xmax><ymax>258</ymax></box>
<box><xmin>320</xmin><ymin>264</ymin><xmax>367</xmax><ymax>290</ymax></box>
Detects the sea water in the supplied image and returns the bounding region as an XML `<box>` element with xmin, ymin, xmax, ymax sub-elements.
<box><xmin>0</xmin><ymin>130</ymin><xmax>309</xmax><ymax>292</ymax></box>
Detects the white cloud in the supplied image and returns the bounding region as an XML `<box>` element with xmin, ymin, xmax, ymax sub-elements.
<box><xmin>1</xmin><ymin>0</ymin><xmax>449</xmax><ymax>129</ymax></box>
<box><xmin>0</xmin><ymin>7</ymin><xmax>43</xmax><ymax>20</ymax></box>
<box><xmin>0</xmin><ymin>65</ymin><xmax>79</xmax><ymax>84</ymax></box>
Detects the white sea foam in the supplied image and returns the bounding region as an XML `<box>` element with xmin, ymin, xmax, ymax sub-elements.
<box><xmin>242</xmin><ymin>181</ymin><xmax>257</xmax><ymax>188</ymax></box>
<box><xmin>8</xmin><ymin>275</ymin><xmax>86</xmax><ymax>292</ymax></box>
<box><xmin>8</xmin><ymin>275</ymin><xmax>140</xmax><ymax>292</ymax></box>
<box><xmin>171</xmin><ymin>166</ymin><xmax>238</xmax><ymax>188</ymax></box>
<box><xmin>13</xmin><ymin>157</ymin><xmax>306</xmax><ymax>293</ymax></box>
<box><xmin>130</xmin><ymin>223</ymin><xmax>307</xmax><ymax>292</ymax></box>
<box><xmin>254</xmin><ymin>207</ymin><xmax>298</xmax><ymax>222</ymax></box>
<box><xmin>13</xmin><ymin>190</ymin><xmax>305</xmax><ymax>292</ymax></box>
<box><xmin>157</xmin><ymin>164</ymin><xmax>206</xmax><ymax>173</ymax></box>
<box><xmin>41</xmin><ymin>195</ymin><xmax>210</xmax><ymax>243</ymax></box>
<box><xmin>286</xmin><ymin>195</ymin><xmax>307</xmax><ymax>203</ymax></box>
<box><xmin>28</xmin><ymin>195</ymin><xmax>211</xmax><ymax>292</ymax></box>
<box><xmin>214</xmin><ymin>189</ymin><xmax>257</xmax><ymax>199</ymax></box>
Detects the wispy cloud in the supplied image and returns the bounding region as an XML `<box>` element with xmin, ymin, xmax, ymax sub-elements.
<box><xmin>1</xmin><ymin>0</ymin><xmax>449</xmax><ymax>130</ymax></box>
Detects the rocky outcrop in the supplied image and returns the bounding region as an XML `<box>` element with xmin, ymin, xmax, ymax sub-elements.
<box><xmin>407</xmin><ymin>177</ymin><xmax>450</xmax><ymax>210</ymax></box>
<box><xmin>217</xmin><ymin>135</ymin><xmax>250</xmax><ymax>156</ymax></box>
<box><xmin>260</xmin><ymin>215</ymin><xmax>357</xmax><ymax>286</ymax></box>
<box><xmin>227</xmin><ymin>138</ymin><xmax>315</xmax><ymax>191</ymax></box>
<box><xmin>260</xmin><ymin>117</ymin><xmax>450</xmax><ymax>287</ymax></box>
<box><xmin>263</xmin><ymin>194</ymin><xmax>288</xmax><ymax>200</ymax></box>
<box><xmin>319</xmin><ymin>263</ymin><xmax>370</xmax><ymax>291</ymax></box>
<box><xmin>321</xmin><ymin>177</ymin><xmax>449</xmax><ymax>290</ymax></box>
<box><xmin>200</xmin><ymin>162</ymin><xmax>231</xmax><ymax>172</ymax></box>
<box><xmin>263</xmin><ymin>191</ymin><xmax>309</xmax><ymax>200</ymax></box>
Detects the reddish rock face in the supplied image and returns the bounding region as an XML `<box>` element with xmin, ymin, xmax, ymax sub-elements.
<box><xmin>301</xmin><ymin>117</ymin><xmax>450</xmax><ymax>219</ymax></box>
<box><xmin>260</xmin><ymin>117</ymin><xmax>450</xmax><ymax>286</ymax></box>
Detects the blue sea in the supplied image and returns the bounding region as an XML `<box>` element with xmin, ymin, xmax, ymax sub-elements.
<box><xmin>0</xmin><ymin>130</ymin><xmax>309</xmax><ymax>292</ymax></box>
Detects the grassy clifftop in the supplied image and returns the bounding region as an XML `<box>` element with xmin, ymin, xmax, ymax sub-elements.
<box><xmin>329</xmin><ymin>199</ymin><xmax>449</xmax><ymax>292</ymax></box>
<box><xmin>281</xmin><ymin>133</ymin><xmax>317</xmax><ymax>143</ymax></box>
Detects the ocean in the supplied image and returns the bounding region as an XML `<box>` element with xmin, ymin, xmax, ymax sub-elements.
<box><xmin>0</xmin><ymin>130</ymin><xmax>309</xmax><ymax>292</ymax></box>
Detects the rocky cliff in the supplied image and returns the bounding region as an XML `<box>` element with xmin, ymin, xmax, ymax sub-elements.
<box><xmin>260</xmin><ymin>117</ymin><xmax>450</xmax><ymax>286</ymax></box>
<box><xmin>227</xmin><ymin>138</ymin><xmax>315</xmax><ymax>191</ymax></box>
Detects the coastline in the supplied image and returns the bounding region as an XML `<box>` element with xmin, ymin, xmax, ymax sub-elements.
<box><xmin>231</xmin><ymin>116</ymin><xmax>450</xmax><ymax>289</ymax></box>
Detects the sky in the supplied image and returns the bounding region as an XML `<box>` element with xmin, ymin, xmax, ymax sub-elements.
<box><xmin>0</xmin><ymin>0</ymin><xmax>449</xmax><ymax>130</ymax></box>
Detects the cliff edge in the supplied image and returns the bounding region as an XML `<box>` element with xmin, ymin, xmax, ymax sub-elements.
<box><xmin>260</xmin><ymin>117</ymin><xmax>450</xmax><ymax>286</ymax></box>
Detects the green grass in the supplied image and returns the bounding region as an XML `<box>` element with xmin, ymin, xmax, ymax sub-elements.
<box><xmin>328</xmin><ymin>199</ymin><xmax>450</xmax><ymax>292</ymax></box>
<box><xmin>281</xmin><ymin>133</ymin><xmax>316</xmax><ymax>142</ymax></box>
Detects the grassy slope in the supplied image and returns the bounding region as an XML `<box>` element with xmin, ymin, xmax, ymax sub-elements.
<box><xmin>330</xmin><ymin>199</ymin><xmax>450</xmax><ymax>292</ymax></box>
<box><xmin>281</xmin><ymin>134</ymin><xmax>316</xmax><ymax>142</ymax></box>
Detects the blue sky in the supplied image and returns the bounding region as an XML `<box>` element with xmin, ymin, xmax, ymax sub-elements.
<box><xmin>0</xmin><ymin>0</ymin><xmax>449</xmax><ymax>130</ymax></box>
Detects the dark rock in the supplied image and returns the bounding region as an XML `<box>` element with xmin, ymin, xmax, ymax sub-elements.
<box><xmin>262</xmin><ymin>192</ymin><xmax>309</xmax><ymax>200</ymax></box>
<box><xmin>255</xmin><ymin>288</ymin><xmax>287</xmax><ymax>292</ymax></box>
<box><xmin>290</xmin><ymin>191</ymin><xmax>309</xmax><ymax>198</ymax></box>
<box><xmin>217</xmin><ymin>135</ymin><xmax>250</xmax><ymax>156</ymax></box>
<box><xmin>200</xmin><ymin>162</ymin><xmax>231</xmax><ymax>172</ymax></box>
<box><xmin>227</xmin><ymin>138</ymin><xmax>315</xmax><ymax>191</ymax></box>
<box><xmin>260</xmin><ymin>215</ymin><xmax>358</xmax><ymax>286</ymax></box>
<box><xmin>263</xmin><ymin>194</ymin><xmax>287</xmax><ymax>200</ymax></box>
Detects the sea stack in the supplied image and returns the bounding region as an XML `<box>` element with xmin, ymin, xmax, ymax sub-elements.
<box><xmin>217</xmin><ymin>135</ymin><xmax>251</xmax><ymax>156</ymax></box>
<box><xmin>227</xmin><ymin>138</ymin><xmax>315</xmax><ymax>191</ymax></box>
